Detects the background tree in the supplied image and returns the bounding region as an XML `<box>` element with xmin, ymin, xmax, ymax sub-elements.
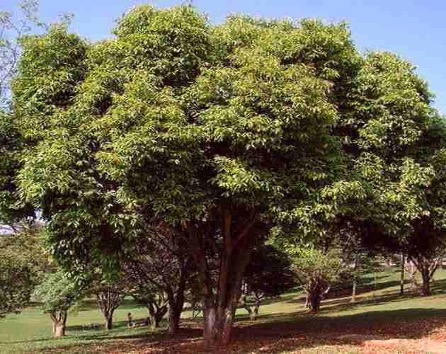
<box><xmin>123</xmin><ymin>225</ymin><xmax>191</xmax><ymax>334</ymax></box>
<box><xmin>290</xmin><ymin>247</ymin><xmax>347</xmax><ymax>313</ymax></box>
<box><xmin>241</xmin><ymin>244</ymin><xmax>295</xmax><ymax>320</ymax></box>
<box><xmin>0</xmin><ymin>226</ymin><xmax>46</xmax><ymax>317</ymax></box>
<box><xmin>382</xmin><ymin>217</ymin><xmax>446</xmax><ymax>296</ymax></box>
<box><xmin>89</xmin><ymin>274</ymin><xmax>124</xmax><ymax>330</ymax></box>
<box><xmin>406</xmin><ymin>218</ymin><xmax>446</xmax><ymax>296</ymax></box>
<box><xmin>33</xmin><ymin>271</ymin><xmax>84</xmax><ymax>337</ymax></box>
<box><xmin>320</xmin><ymin>51</ymin><xmax>446</xmax><ymax>301</ymax></box>
<box><xmin>127</xmin><ymin>282</ymin><xmax>168</xmax><ymax>329</ymax></box>
<box><xmin>0</xmin><ymin>104</ymin><xmax>34</xmax><ymax>228</ymax></box>
<box><xmin>0</xmin><ymin>249</ymin><xmax>35</xmax><ymax>317</ymax></box>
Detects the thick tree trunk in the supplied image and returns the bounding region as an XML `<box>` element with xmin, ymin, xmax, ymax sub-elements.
<box><xmin>147</xmin><ymin>301</ymin><xmax>168</xmax><ymax>330</ymax></box>
<box><xmin>50</xmin><ymin>310</ymin><xmax>67</xmax><ymax>337</ymax></box>
<box><xmin>203</xmin><ymin>302</ymin><xmax>235</xmax><ymax>348</ymax></box>
<box><xmin>54</xmin><ymin>323</ymin><xmax>65</xmax><ymax>337</ymax></box>
<box><xmin>410</xmin><ymin>256</ymin><xmax>439</xmax><ymax>297</ymax></box>
<box><xmin>187</xmin><ymin>208</ymin><xmax>259</xmax><ymax>348</ymax></box>
<box><xmin>306</xmin><ymin>279</ymin><xmax>329</xmax><ymax>314</ymax></box>
<box><xmin>96</xmin><ymin>288</ymin><xmax>121</xmax><ymax>330</ymax></box>
<box><xmin>155</xmin><ymin>307</ymin><xmax>167</xmax><ymax>328</ymax></box>
<box><xmin>168</xmin><ymin>306</ymin><xmax>181</xmax><ymax>334</ymax></box>
<box><xmin>154</xmin><ymin>310</ymin><xmax>166</xmax><ymax>329</ymax></box>
<box><xmin>201</xmin><ymin>258</ymin><xmax>251</xmax><ymax>347</ymax></box>
<box><xmin>421</xmin><ymin>268</ymin><xmax>431</xmax><ymax>296</ymax></box>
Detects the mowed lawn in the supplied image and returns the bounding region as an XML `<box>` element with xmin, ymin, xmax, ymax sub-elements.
<box><xmin>3</xmin><ymin>267</ymin><xmax>446</xmax><ymax>353</ymax></box>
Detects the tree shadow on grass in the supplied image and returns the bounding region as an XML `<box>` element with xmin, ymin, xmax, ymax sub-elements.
<box><xmin>245</xmin><ymin>307</ymin><xmax>446</xmax><ymax>338</ymax></box>
<box><xmin>2</xmin><ymin>318</ymin><xmax>160</xmax><ymax>346</ymax></box>
<box><xmin>224</xmin><ymin>307</ymin><xmax>446</xmax><ymax>353</ymax></box>
<box><xmin>318</xmin><ymin>291</ymin><xmax>422</xmax><ymax>314</ymax></box>
<box><xmin>31</xmin><ymin>308</ymin><xmax>446</xmax><ymax>353</ymax></box>
<box><xmin>34</xmin><ymin>327</ymin><xmax>203</xmax><ymax>353</ymax></box>
<box><xmin>430</xmin><ymin>278</ymin><xmax>446</xmax><ymax>293</ymax></box>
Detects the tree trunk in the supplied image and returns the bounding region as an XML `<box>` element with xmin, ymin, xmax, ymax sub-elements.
<box><xmin>147</xmin><ymin>303</ymin><xmax>156</xmax><ymax>330</ymax></box>
<box><xmin>201</xmin><ymin>254</ymin><xmax>251</xmax><ymax>348</ymax></box>
<box><xmin>105</xmin><ymin>313</ymin><xmax>113</xmax><ymax>330</ymax></box>
<box><xmin>408</xmin><ymin>261</ymin><xmax>418</xmax><ymax>289</ymax></box>
<box><xmin>351</xmin><ymin>278</ymin><xmax>357</xmax><ymax>303</ymax></box>
<box><xmin>421</xmin><ymin>268</ymin><xmax>431</xmax><ymax>296</ymax></box>
<box><xmin>54</xmin><ymin>323</ymin><xmax>65</xmax><ymax>337</ymax></box>
<box><xmin>166</xmin><ymin>262</ymin><xmax>187</xmax><ymax>335</ymax></box>
<box><xmin>155</xmin><ymin>310</ymin><xmax>166</xmax><ymax>328</ymax></box>
<box><xmin>187</xmin><ymin>209</ymin><xmax>258</xmax><ymax>348</ymax></box>
<box><xmin>147</xmin><ymin>302</ymin><xmax>167</xmax><ymax>330</ymax></box>
<box><xmin>307</xmin><ymin>279</ymin><xmax>328</xmax><ymax>314</ymax></box>
<box><xmin>51</xmin><ymin>310</ymin><xmax>67</xmax><ymax>337</ymax></box>
<box><xmin>251</xmin><ymin>302</ymin><xmax>260</xmax><ymax>321</ymax></box>
<box><xmin>309</xmin><ymin>287</ymin><xmax>322</xmax><ymax>313</ymax></box>
<box><xmin>203</xmin><ymin>301</ymin><xmax>235</xmax><ymax>348</ymax></box>
<box><xmin>96</xmin><ymin>288</ymin><xmax>121</xmax><ymax>330</ymax></box>
<box><xmin>249</xmin><ymin>294</ymin><xmax>261</xmax><ymax>321</ymax></box>
<box><xmin>200</xmin><ymin>250</ymin><xmax>250</xmax><ymax>348</ymax></box>
<box><xmin>411</xmin><ymin>256</ymin><xmax>438</xmax><ymax>297</ymax></box>
<box><xmin>400</xmin><ymin>253</ymin><xmax>405</xmax><ymax>296</ymax></box>
<box><xmin>351</xmin><ymin>254</ymin><xmax>358</xmax><ymax>303</ymax></box>
<box><xmin>168</xmin><ymin>305</ymin><xmax>181</xmax><ymax>334</ymax></box>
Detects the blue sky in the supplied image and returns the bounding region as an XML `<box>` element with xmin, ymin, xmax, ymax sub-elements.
<box><xmin>4</xmin><ymin>0</ymin><xmax>446</xmax><ymax>114</ymax></box>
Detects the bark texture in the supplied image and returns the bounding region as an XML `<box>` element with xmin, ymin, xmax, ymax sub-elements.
<box><xmin>50</xmin><ymin>309</ymin><xmax>67</xmax><ymax>338</ymax></box>
<box><xmin>187</xmin><ymin>206</ymin><xmax>263</xmax><ymax>348</ymax></box>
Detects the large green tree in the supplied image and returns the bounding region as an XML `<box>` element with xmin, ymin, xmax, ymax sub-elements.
<box><xmin>13</xmin><ymin>4</ymin><xmax>445</xmax><ymax>348</ymax></box>
<box><xmin>16</xmin><ymin>6</ymin><xmax>347</xmax><ymax>347</ymax></box>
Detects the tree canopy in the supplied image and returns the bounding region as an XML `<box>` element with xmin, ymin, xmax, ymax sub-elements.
<box><xmin>8</xmin><ymin>3</ymin><xmax>446</xmax><ymax>347</ymax></box>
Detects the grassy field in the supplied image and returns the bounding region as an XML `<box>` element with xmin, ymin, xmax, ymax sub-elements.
<box><xmin>2</xmin><ymin>266</ymin><xmax>446</xmax><ymax>353</ymax></box>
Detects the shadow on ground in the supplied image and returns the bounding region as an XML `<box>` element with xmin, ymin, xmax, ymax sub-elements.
<box><xmin>32</xmin><ymin>306</ymin><xmax>446</xmax><ymax>353</ymax></box>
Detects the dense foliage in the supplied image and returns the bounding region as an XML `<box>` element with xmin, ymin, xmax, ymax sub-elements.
<box><xmin>2</xmin><ymin>2</ymin><xmax>445</xmax><ymax>347</ymax></box>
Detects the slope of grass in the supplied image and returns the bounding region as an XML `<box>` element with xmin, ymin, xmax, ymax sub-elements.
<box><xmin>2</xmin><ymin>266</ymin><xmax>446</xmax><ymax>353</ymax></box>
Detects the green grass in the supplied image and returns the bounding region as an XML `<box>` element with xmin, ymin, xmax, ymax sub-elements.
<box><xmin>0</xmin><ymin>300</ymin><xmax>154</xmax><ymax>353</ymax></box>
<box><xmin>2</xmin><ymin>266</ymin><xmax>446</xmax><ymax>353</ymax></box>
